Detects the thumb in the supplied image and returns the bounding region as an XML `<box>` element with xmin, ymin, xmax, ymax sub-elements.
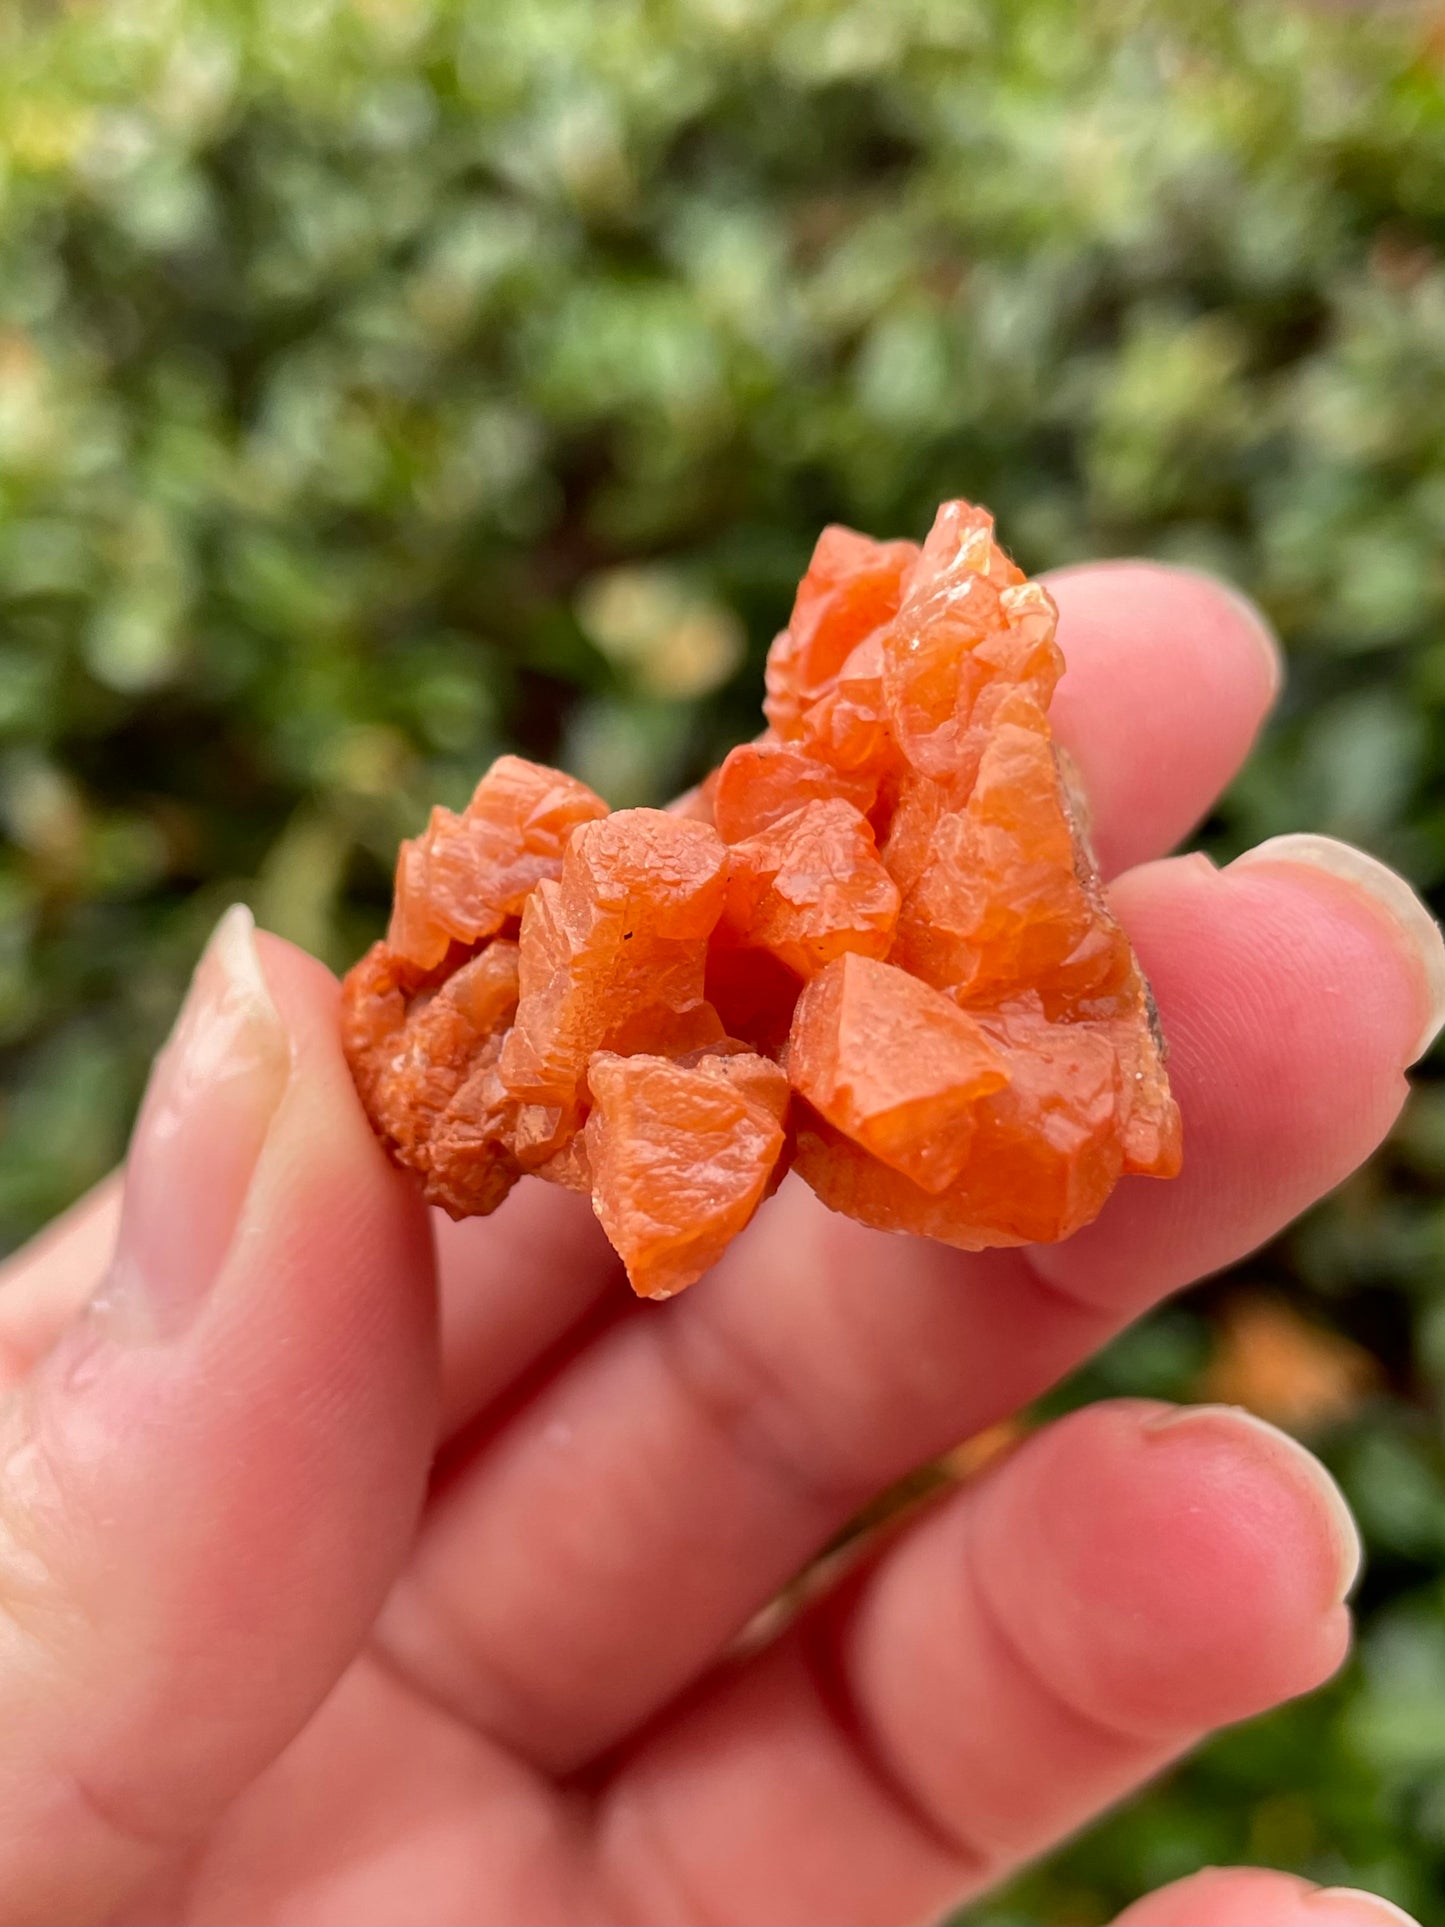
<box><xmin>0</xmin><ymin>908</ymin><xmax>438</xmax><ymax>1923</ymax></box>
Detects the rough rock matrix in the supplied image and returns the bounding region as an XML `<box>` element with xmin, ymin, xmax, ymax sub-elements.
<box><xmin>342</xmin><ymin>502</ymin><xmax>1181</xmax><ymax>1298</ymax></box>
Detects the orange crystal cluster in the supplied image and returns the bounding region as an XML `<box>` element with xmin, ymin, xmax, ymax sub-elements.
<box><xmin>341</xmin><ymin>501</ymin><xmax>1181</xmax><ymax>1298</ymax></box>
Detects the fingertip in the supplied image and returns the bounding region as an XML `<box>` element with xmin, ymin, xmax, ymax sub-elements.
<box><xmin>1115</xmin><ymin>1867</ymin><xmax>1421</xmax><ymax>1926</ymax></box>
<box><xmin>46</xmin><ymin>910</ymin><xmax>437</xmax><ymax>1502</ymax></box>
<box><xmin>250</xmin><ymin>924</ymin><xmax>431</xmax><ymax>1253</ymax></box>
<box><xmin>1141</xmin><ymin>1403</ymin><xmax>1362</xmax><ymax>1606</ymax></box>
<box><xmin>1307</xmin><ymin>1890</ymin><xmax>1423</xmax><ymax>1927</ymax></box>
<box><xmin>1043</xmin><ymin>561</ymin><xmax>1281</xmax><ymax>875</ymax></box>
<box><xmin>1215</xmin><ymin>576</ymin><xmax>1286</xmax><ymax>700</ymax></box>
<box><xmin>236</xmin><ymin>924</ymin><xmax>436</xmax><ymax>1393</ymax></box>
<box><xmin>1040</xmin><ymin>848</ymin><xmax>1423</xmax><ymax>1306</ymax></box>
<box><xmin>1148</xmin><ymin>845</ymin><xmax>1423</xmax><ymax>1111</ymax></box>
<box><xmin>251</xmin><ymin>926</ymin><xmax>341</xmax><ymax>1044</ymax></box>
<box><xmin>974</xmin><ymin>1399</ymin><xmax>1355</xmax><ymax>1736</ymax></box>
<box><xmin>1047</xmin><ymin>559</ymin><xmax>1283</xmax><ymax>711</ymax></box>
<box><xmin>1228</xmin><ymin>835</ymin><xmax>1445</xmax><ymax>1065</ymax></box>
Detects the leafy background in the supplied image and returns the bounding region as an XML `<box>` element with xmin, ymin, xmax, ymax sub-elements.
<box><xmin>3</xmin><ymin>0</ymin><xmax>1445</xmax><ymax>1919</ymax></box>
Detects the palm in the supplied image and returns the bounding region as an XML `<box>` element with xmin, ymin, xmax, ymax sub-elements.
<box><xmin>0</xmin><ymin>562</ymin><xmax>1431</xmax><ymax>1927</ymax></box>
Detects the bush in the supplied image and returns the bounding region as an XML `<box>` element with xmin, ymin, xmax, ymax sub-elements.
<box><xmin>3</xmin><ymin>1</ymin><xmax>1445</xmax><ymax>1917</ymax></box>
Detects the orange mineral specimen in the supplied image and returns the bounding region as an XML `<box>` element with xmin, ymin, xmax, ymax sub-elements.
<box><xmin>341</xmin><ymin>500</ymin><xmax>1181</xmax><ymax>1297</ymax></box>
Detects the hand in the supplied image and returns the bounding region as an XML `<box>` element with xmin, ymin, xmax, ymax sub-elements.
<box><xmin>0</xmin><ymin>564</ymin><xmax>1436</xmax><ymax>1927</ymax></box>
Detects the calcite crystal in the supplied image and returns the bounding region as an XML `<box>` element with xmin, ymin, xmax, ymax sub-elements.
<box><xmin>342</xmin><ymin>501</ymin><xmax>1181</xmax><ymax>1298</ymax></box>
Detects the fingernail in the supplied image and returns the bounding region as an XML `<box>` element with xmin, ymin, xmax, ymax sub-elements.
<box><xmin>1308</xmin><ymin>1889</ymin><xmax>1421</xmax><ymax>1926</ymax></box>
<box><xmin>1142</xmin><ymin>1403</ymin><xmax>1362</xmax><ymax>1604</ymax></box>
<box><xmin>1214</xmin><ymin>578</ymin><xmax>1284</xmax><ymax>702</ymax></box>
<box><xmin>95</xmin><ymin>906</ymin><xmax>290</xmax><ymax>1341</ymax></box>
<box><xmin>1230</xmin><ymin>834</ymin><xmax>1445</xmax><ymax>1064</ymax></box>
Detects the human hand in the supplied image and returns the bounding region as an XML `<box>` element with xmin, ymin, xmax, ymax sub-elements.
<box><xmin>0</xmin><ymin>564</ymin><xmax>1436</xmax><ymax>1927</ymax></box>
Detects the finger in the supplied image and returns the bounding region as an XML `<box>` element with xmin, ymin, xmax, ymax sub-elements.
<box><xmin>428</xmin><ymin>561</ymin><xmax>1281</xmax><ymax>1442</ymax></box>
<box><xmin>1035</xmin><ymin>835</ymin><xmax>1445</xmax><ymax>1306</ymax></box>
<box><xmin>434</xmin><ymin>1190</ymin><xmax>624</xmax><ymax>1439</ymax></box>
<box><xmin>0</xmin><ymin>910</ymin><xmax>438</xmax><ymax>1922</ymax></box>
<box><xmin>1114</xmin><ymin>1868</ymin><xmax>1420</xmax><ymax>1926</ymax></box>
<box><xmin>0</xmin><ymin>1066</ymin><xmax>620</xmax><ymax>1446</ymax></box>
<box><xmin>594</xmin><ymin>1401</ymin><xmax>1357</xmax><ymax>1927</ymax></box>
<box><xmin>376</xmin><ymin>839</ymin><xmax>1437</xmax><ymax>1772</ymax></box>
<box><xmin>1043</xmin><ymin>562</ymin><xmax>1280</xmax><ymax>877</ymax></box>
<box><xmin>0</xmin><ymin>1177</ymin><xmax>121</xmax><ymax>1391</ymax></box>
<box><xmin>0</xmin><ymin>1115</ymin><xmax>615</xmax><ymax>1444</ymax></box>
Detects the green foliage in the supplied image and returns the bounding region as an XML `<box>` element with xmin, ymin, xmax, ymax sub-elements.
<box><xmin>3</xmin><ymin>0</ymin><xmax>1445</xmax><ymax>1917</ymax></box>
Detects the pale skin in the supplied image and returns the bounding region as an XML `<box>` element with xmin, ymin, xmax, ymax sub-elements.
<box><xmin>1</xmin><ymin>563</ymin><xmax>1439</xmax><ymax>1927</ymax></box>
